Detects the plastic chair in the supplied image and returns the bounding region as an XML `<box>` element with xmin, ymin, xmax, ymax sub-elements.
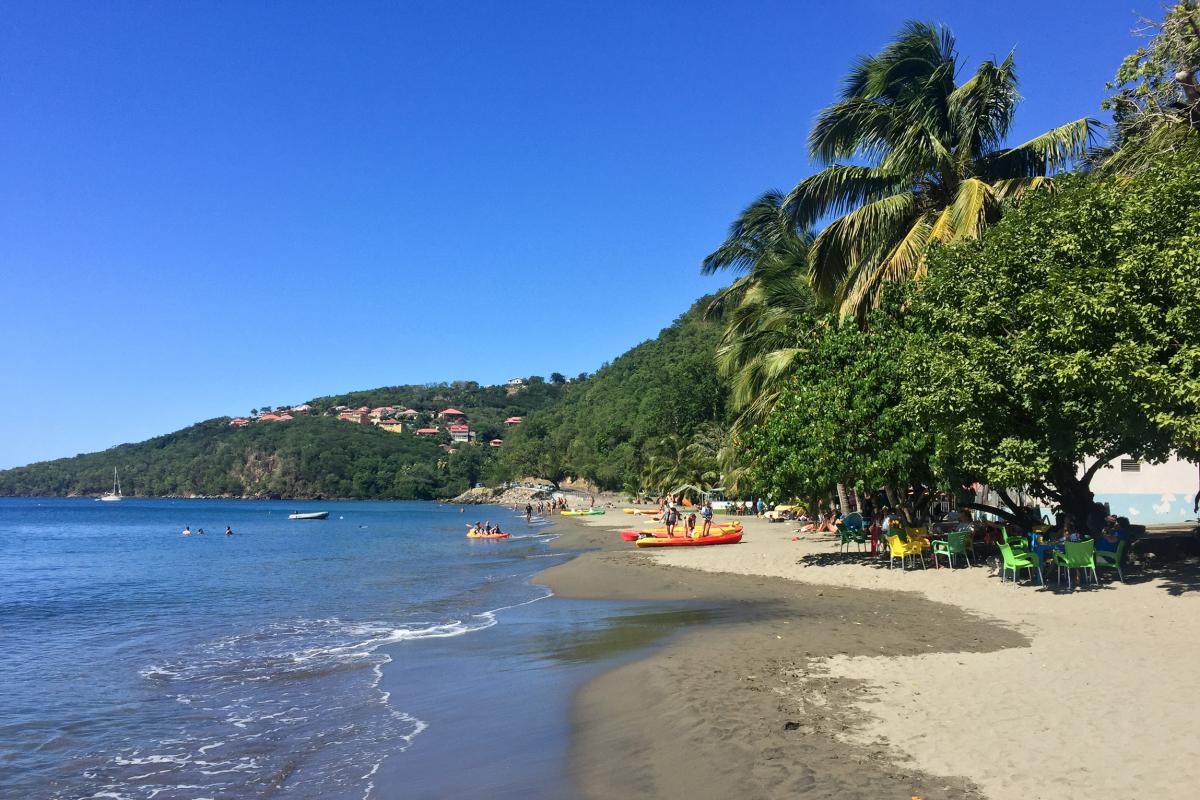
<box><xmin>1054</xmin><ymin>540</ymin><xmax>1099</xmax><ymax>589</ymax></box>
<box><xmin>837</xmin><ymin>524</ymin><xmax>867</xmax><ymax>553</ymax></box>
<box><xmin>886</xmin><ymin>534</ymin><xmax>925</xmax><ymax>570</ymax></box>
<box><xmin>931</xmin><ymin>530</ymin><xmax>972</xmax><ymax>569</ymax></box>
<box><xmin>999</xmin><ymin>526</ymin><xmax>1028</xmax><ymax>551</ymax></box>
<box><xmin>998</xmin><ymin>542</ymin><xmax>1043</xmax><ymax>585</ymax></box>
<box><xmin>1094</xmin><ymin>539</ymin><xmax>1127</xmax><ymax>582</ymax></box>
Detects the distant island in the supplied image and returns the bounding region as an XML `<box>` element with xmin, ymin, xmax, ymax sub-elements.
<box><xmin>0</xmin><ymin>299</ymin><xmax>729</xmax><ymax>500</ymax></box>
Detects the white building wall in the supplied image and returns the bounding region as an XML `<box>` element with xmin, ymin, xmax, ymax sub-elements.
<box><xmin>1084</xmin><ymin>455</ymin><xmax>1198</xmax><ymax>524</ymax></box>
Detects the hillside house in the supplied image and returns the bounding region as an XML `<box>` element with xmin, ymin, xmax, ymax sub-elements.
<box><xmin>504</xmin><ymin>416</ymin><xmax>522</xmax><ymax>426</ymax></box>
<box><xmin>290</xmin><ymin>404</ymin><xmax>313</xmax><ymax>414</ymax></box>
<box><xmin>337</xmin><ymin>410</ymin><xmax>369</xmax><ymax>424</ymax></box>
<box><xmin>506</xmin><ymin>378</ymin><xmax>526</xmax><ymax>387</ymax></box>
<box><xmin>414</xmin><ymin>427</ymin><xmax>440</xmax><ymax>436</ymax></box>
<box><xmin>377</xmin><ymin>420</ymin><xmax>404</xmax><ymax>433</ymax></box>
<box><xmin>229</xmin><ymin>418</ymin><xmax>250</xmax><ymax>427</ymax></box>
<box><xmin>438</xmin><ymin>408</ymin><xmax>467</xmax><ymax>421</ymax></box>
<box><xmin>489</xmin><ymin>438</ymin><xmax>503</xmax><ymax>448</ymax></box>
<box><xmin>398</xmin><ymin>409</ymin><xmax>420</xmax><ymax>418</ymax></box>
<box><xmin>448</xmin><ymin>424</ymin><xmax>471</xmax><ymax>443</ymax></box>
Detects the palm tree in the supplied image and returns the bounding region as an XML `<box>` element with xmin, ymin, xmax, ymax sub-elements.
<box><xmin>702</xmin><ymin>192</ymin><xmax>820</xmax><ymax>429</ymax></box>
<box><xmin>785</xmin><ymin>21</ymin><xmax>1097</xmax><ymax>317</ymax></box>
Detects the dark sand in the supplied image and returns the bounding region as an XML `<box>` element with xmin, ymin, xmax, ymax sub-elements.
<box><xmin>536</xmin><ymin>517</ymin><xmax>1028</xmax><ymax>800</ymax></box>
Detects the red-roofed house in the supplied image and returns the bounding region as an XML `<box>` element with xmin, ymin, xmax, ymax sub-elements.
<box><xmin>338</xmin><ymin>410</ymin><xmax>369</xmax><ymax>424</ymax></box>
<box><xmin>377</xmin><ymin>420</ymin><xmax>404</xmax><ymax>433</ymax></box>
<box><xmin>414</xmin><ymin>427</ymin><xmax>440</xmax><ymax>436</ymax></box>
<box><xmin>489</xmin><ymin>438</ymin><xmax>503</xmax><ymax>448</ymax></box>
<box><xmin>438</xmin><ymin>408</ymin><xmax>466</xmax><ymax>421</ymax></box>
<box><xmin>229</xmin><ymin>418</ymin><xmax>250</xmax><ymax>427</ymax></box>
<box><xmin>398</xmin><ymin>409</ymin><xmax>420</xmax><ymax>418</ymax></box>
<box><xmin>504</xmin><ymin>416</ymin><xmax>522</xmax><ymax>426</ymax></box>
<box><xmin>258</xmin><ymin>413</ymin><xmax>285</xmax><ymax>422</ymax></box>
<box><xmin>448</xmin><ymin>424</ymin><xmax>471</xmax><ymax>443</ymax></box>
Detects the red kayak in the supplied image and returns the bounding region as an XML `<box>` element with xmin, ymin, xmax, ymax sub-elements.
<box><xmin>634</xmin><ymin>532</ymin><xmax>743</xmax><ymax>547</ymax></box>
<box><xmin>620</xmin><ymin>529</ymin><xmax>668</xmax><ymax>541</ymax></box>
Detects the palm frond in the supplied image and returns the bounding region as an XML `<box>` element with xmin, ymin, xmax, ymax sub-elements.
<box><xmin>808</xmin><ymin>192</ymin><xmax>918</xmax><ymax>299</ymax></box>
<box><xmin>783</xmin><ymin>165</ymin><xmax>907</xmax><ymax>229</ymax></box>
<box><xmin>946</xmin><ymin>177</ymin><xmax>999</xmax><ymax>241</ymax></box>
<box><xmin>948</xmin><ymin>52</ymin><xmax>1018</xmax><ymax>159</ymax></box>
<box><xmin>983</xmin><ymin>117</ymin><xmax>1100</xmax><ymax>178</ymax></box>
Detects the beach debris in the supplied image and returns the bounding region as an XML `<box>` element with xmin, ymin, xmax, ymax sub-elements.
<box><xmin>784</xmin><ymin>721</ymin><xmax>801</xmax><ymax>731</ymax></box>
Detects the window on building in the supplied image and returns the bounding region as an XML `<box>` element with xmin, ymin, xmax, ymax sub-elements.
<box><xmin>1119</xmin><ymin>458</ymin><xmax>1141</xmax><ymax>472</ymax></box>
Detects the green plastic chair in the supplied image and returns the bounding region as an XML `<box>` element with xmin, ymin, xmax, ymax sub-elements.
<box><xmin>1094</xmin><ymin>539</ymin><xmax>1128</xmax><ymax>582</ymax></box>
<box><xmin>837</xmin><ymin>524</ymin><xmax>867</xmax><ymax>553</ymax></box>
<box><xmin>1000</xmin><ymin>526</ymin><xmax>1030</xmax><ymax>554</ymax></box>
<box><xmin>931</xmin><ymin>530</ymin><xmax>972</xmax><ymax>569</ymax></box>
<box><xmin>998</xmin><ymin>542</ymin><xmax>1042</xmax><ymax>585</ymax></box>
<box><xmin>1054</xmin><ymin>539</ymin><xmax>1099</xmax><ymax>589</ymax></box>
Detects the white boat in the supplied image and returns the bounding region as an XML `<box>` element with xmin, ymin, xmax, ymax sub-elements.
<box><xmin>98</xmin><ymin>468</ymin><xmax>122</xmax><ymax>502</ymax></box>
<box><xmin>288</xmin><ymin>511</ymin><xmax>329</xmax><ymax>520</ymax></box>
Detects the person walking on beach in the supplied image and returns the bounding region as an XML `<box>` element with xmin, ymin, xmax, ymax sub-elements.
<box><xmin>700</xmin><ymin>501</ymin><xmax>713</xmax><ymax>537</ymax></box>
<box><xmin>664</xmin><ymin>503</ymin><xmax>679</xmax><ymax>537</ymax></box>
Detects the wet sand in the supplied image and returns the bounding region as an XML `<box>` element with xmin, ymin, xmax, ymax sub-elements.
<box><xmin>536</xmin><ymin>514</ymin><xmax>1028</xmax><ymax>799</ymax></box>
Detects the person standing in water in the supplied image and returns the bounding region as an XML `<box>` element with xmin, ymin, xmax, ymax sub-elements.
<box><xmin>181</xmin><ymin>526</ymin><xmax>192</xmax><ymax>536</ymax></box>
<box><xmin>525</xmin><ymin>504</ymin><xmax>533</xmax><ymax>523</ymax></box>
<box><xmin>224</xmin><ymin>526</ymin><xmax>233</xmax><ymax>536</ymax></box>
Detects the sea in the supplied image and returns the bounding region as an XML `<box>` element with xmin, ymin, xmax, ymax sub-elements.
<box><xmin>0</xmin><ymin>498</ymin><xmax>700</xmax><ymax>799</ymax></box>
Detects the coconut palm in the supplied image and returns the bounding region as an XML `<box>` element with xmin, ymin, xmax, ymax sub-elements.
<box><xmin>702</xmin><ymin>192</ymin><xmax>820</xmax><ymax>426</ymax></box>
<box><xmin>785</xmin><ymin>21</ymin><xmax>1098</xmax><ymax>317</ymax></box>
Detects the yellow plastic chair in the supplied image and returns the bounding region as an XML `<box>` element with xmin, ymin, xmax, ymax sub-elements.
<box><xmin>886</xmin><ymin>534</ymin><xmax>925</xmax><ymax>570</ymax></box>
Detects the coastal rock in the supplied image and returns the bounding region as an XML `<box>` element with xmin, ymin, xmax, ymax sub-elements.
<box><xmin>449</xmin><ymin>486</ymin><xmax>552</xmax><ymax>506</ymax></box>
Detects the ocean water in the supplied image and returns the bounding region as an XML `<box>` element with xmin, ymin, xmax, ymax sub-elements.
<box><xmin>0</xmin><ymin>498</ymin><xmax>690</xmax><ymax>799</ymax></box>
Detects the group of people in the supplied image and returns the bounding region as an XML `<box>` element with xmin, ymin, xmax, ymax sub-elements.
<box><xmin>470</xmin><ymin>521</ymin><xmax>504</xmax><ymax>536</ymax></box>
<box><xmin>181</xmin><ymin>526</ymin><xmax>233</xmax><ymax>536</ymax></box>
<box><xmin>658</xmin><ymin>498</ymin><xmax>716</xmax><ymax>539</ymax></box>
<box><xmin>518</xmin><ymin>497</ymin><xmax>566</xmax><ymax>522</ymax></box>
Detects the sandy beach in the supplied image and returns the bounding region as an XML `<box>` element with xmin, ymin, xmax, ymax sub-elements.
<box><xmin>539</xmin><ymin>507</ymin><xmax>1200</xmax><ymax>800</ymax></box>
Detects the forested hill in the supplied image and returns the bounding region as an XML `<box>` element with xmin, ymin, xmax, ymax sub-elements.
<box><xmin>0</xmin><ymin>299</ymin><xmax>730</xmax><ymax>499</ymax></box>
<box><xmin>0</xmin><ymin>381</ymin><xmax>569</xmax><ymax>500</ymax></box>
<box><xmin>493</xmin><ymin>298</ymin><xmax>731</xmax><ymax>490</ymax></box>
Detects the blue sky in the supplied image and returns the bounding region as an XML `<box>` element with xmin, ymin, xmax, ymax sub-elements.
<box><xmin>0</xmin><ymin>0</ymin><xmax>1156</xmax><ymax>467</ymax></box>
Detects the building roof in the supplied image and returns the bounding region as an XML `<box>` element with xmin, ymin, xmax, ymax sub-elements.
<box><xmin>440</xmin><ymin>408</ymin><xmax>465</xmax><ymax>416</ymax></box>
<box><xmin>448</xmin><ymin>424</ymin><xmax>470</xmax><ymax>432</ymax></box>
<box><xmin>415</xmin><ymin>427</ymin><xmax>439</xmax><ymax>434</ymax></box>
<box><xmin>504</xmin><ymin>416</ymin><xmax>523</xmax><ymax>424</ymax></box>
<box><xmin>398</xmin><ymin>409</ymin><xmax>419</xmax><ymax>416</ymax></box>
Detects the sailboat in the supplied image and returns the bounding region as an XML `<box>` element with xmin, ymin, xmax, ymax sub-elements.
<box><xmin>99</xmin><ymin>468</ymin><xmax>123</xmax><ymax>502</ymax></box>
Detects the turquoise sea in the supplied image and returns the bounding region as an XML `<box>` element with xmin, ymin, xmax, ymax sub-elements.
<box><xmin>0</xmin><ymin>498</ymin><xmax>685</xmax><ymax>799</ymax></box>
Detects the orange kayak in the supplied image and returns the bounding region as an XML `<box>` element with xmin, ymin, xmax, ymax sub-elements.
<box><xmin>467</xmin><ymin>532</ymin><xmax>511</xmax><ymax>539</ymax></box>
<box><xmin>635</xmin><ymin>532</ymin><xmax>743</xmax><ymax>547</ymax></box>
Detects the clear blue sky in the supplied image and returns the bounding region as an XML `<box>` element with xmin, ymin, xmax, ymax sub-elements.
<box><xmin>0</xmin><ymin>0</ymin><xmax>1155</xmax><ymax>468</ymax></box>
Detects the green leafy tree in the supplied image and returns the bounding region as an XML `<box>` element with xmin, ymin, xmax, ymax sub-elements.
<box><xmin>905</xmin><ymin>148</ymin><xmax>1200</xmax><ymax>522</ymax></box>
<box><xmin>1099</xmin><ymin>1</ymin><xmax>1200</xmax><ymax>174</ymax></box>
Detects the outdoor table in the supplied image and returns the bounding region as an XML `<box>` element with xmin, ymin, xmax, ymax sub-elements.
<box><xmin>1029</xmin><ymin>535</ymin><xmax>1064</xmax><ymax>572</ymax></box>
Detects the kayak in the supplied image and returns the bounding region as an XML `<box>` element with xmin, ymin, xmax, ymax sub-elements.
<box><xmin>622</xmin><ymin>508</ymin><xmax>637</xmax><ymax>514</ymax></box>
<box><xmin>637</xmin><ymin>523</ymin><xmax>742</xmax><ymax>536</ymax></box>
<box><xmin>635</xmin><ymin>532</ymin><xmax>743</xmax><ymax>547</ymax></box>
<box><xmin>620</xmin><ymin>529</ymin><xmax>669</xmax><ymax>541</ymax></box>
<box><xmin>561</xmin><ymin>509</ymin><xmax>605</xmax><ymax>517</ymax></box>
<box><xmin>467</xmin><ymin>531</ymin><xmax>511</xmax><ymax>539</ymax></box>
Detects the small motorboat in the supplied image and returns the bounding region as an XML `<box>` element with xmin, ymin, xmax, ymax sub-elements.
<box><xmin>288</xmin><ymin>511</ymin><xmax>329</xmax><ymax>520</ymax></box>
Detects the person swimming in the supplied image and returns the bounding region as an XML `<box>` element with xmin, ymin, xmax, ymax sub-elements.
<box><xmin>181</xmin><ymin>526</ymin><xmax>192</xmax><ymax>536</ymax></box>
<box><xmin>224</xmin><ymin>526</ymin><xmax>233</xmax><ymax>536</ymax></box>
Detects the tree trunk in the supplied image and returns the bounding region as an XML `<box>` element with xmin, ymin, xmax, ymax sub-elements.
<box><xmin>836</xmin><ymin>483</ymin><xmax>850</xmax><ymax>514</ymax></box>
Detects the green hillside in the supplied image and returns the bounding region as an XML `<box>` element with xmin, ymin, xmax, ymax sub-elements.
<box><xmin>0</xmin><ymin>302</ymin><xmax>729</xmax><ymax>499</ymax></box>
<box><xmin>492</xmin><ymin>298</ymin><xmax>730</xmax><ymax>490</ymax></box>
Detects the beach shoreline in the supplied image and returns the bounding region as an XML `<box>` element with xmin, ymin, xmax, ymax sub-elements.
<box><xmin>538</xmin><ymin>507</ymin><xmax>1200</xmax><ymax>799</ymax></box>
<box><xmin>535</xmin><ymin>511</ymin><xmax>1024</xmax><ymax>799</ymax></box>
